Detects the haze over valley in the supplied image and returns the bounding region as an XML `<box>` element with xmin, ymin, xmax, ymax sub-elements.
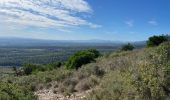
<box><xmin>0</xmin><ymin>0</ymin><xmax>169</xmax><ymax>100</ymax></box>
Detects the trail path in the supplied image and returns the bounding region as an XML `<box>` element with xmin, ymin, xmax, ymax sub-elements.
<box><xmin>35</xmin><ymin>89</ymin><xmax>93</xmax><ymax>100</ymax></box>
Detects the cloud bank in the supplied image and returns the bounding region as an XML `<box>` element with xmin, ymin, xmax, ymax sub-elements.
<box><xmin>0</xmin><ymin>0</ymin><xmax>100</xmax><ymax>29</ymax></box>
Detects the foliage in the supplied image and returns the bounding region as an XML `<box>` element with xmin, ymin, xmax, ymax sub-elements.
<box><xmin>121</xmin><ymin>43</ymin><xmax>134</xmax><ymax>51</ymax></box>
<box><xmin>87</xmin><ymin>49</ymin><xmax>101</xmax><ymax>58</ymax></box>
<box><xmin>23</xmin><ymin>64</ymin><xmax>45</xmax><ymax>75</ymax></box>
<box><xmin>86</xmin><ymin>42</ymin><xmax>170</xmax><ymax>100</ymax></box>
<box><xmin>22</xmin><ymin>62</ymin><xmax>62</xmax><ymax>75</ymax></box>
<box><xmin>146</xmin><ymin>34</ymin><xmax>169</xmax><ymax>47</ymax></box>
<box><xmin>46</xmin><ymin>62</ymin><xmax>62</xmax><ymax>70</ymax></box>
<box><xmin>0</xmin><ymin>82</ymin><xmax>37</xmax><ymax>100</ymax></box>
<box><xmin>1</xmin><ymin>40</ymin><xmax>170</xmax><ymax>99</ymax></box>
<box><xmin>66</xmin><ymin>49</ymin><xmax>101</xmax><ymax>69</ymax></box>
<box><xmin>0</xmin><ymin>62</ymin><xmax>104</xmax><ymax>97</ymax></box>
<box><xmin>0</xmin><ymin>46</ymin><xmax>117</xmax><ymax>67</ymax></box>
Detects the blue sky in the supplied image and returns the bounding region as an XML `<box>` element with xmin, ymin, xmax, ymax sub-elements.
<box><xmin>0</xmin><ymin>0</ymin><xmax>170</xmax><ymax>41</ymax></box>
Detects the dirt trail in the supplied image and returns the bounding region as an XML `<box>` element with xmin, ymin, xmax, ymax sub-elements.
<box><xmin>35</xmin><ymin>89</ymin><xmax>93</xmax><ymax>100</ymax></box>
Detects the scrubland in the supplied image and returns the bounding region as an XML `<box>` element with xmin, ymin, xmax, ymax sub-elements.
<box><xmin>0</xmin><ymin>42</ymin><xmax>169</xmax><ymax>100</ymax></box>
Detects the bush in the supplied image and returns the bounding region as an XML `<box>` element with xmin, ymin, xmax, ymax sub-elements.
<box><xmin>121</xmin><ymin>43</ymin><xmax>134</xmax><ymax>51</ymax></box>
<box><xmin>146</xmin><ymin>34</ymin><xmax>169</xmax><ymax>47</ymax></box>
<box><xmin>79</xmin><ymin>65</ymin><xmax>105</xmax><ymax>77</ymax></box>
<box><xmin>23</xmin><ymin>64</ymin><xmax>45</xmax><ymax>75</ymax></box>
<box><xmin>46</xmin><ymin>62</ymin><xmax>62</xmax><ymax>70</ymax></box>
<box><xmin>0</xmin><ymin>82</ymin><xmax>37</xmax><ymax>100</ymax></box>
<box><xmin>75</xmin><ymin>77</ymin><xmax>98</xmax><ymax>92</ymax></box>
<box><xmin>22</xmin><ymin>62</ymin><xmax>62</xmax><ymax>75</ymax></box>
<box><xmin>66</xmin><ymin>49</ymin><xmax>101</xmax><ymax>69</ymax></box>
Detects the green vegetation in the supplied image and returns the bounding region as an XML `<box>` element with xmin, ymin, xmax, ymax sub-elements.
<box><xmin>86</xmin><ymin>42</ymin><xmax>170</xmax><ymax>100</ymax></box>
<box><xmin>0</xmin><ymin>35</ymin><xmax>169</xmax><ymax>99</ymax></box>
<box><xmin>66</xmin><ymin>49</ymin><xmax>100</xmax><ymax>69</ymax></box>
<box><xmin>0</xmin><ymin>82</ymin><xmax>37</xmax><ymax>100</ymax></box>
<box><xmin>0</xmin><ymin>46</ymin><xmax>117</xmax><ymax>67</ymax></box>
<box><xmin>23</xmin><ymin>62</ymin><xmax>62</xmax><ymax>75</ymax></box>
<box><xmin>46</xmin><ymin>62</ymin><xmax>62</xmax><ymax>70</ymax></box>
<box><xmin>121</xmin><ymin>43</ymin><xmax>134</xmax><ymax>51</ymax></box>
<box><xmin>146</xmin><ymin>34</ymin><xmax>169</xmax><ymax>47</ymax></box>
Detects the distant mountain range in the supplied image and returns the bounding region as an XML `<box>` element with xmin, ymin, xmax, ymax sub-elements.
<box><xmin>0</xmin><ymin>37</ymin><xmax>146</xmax><ymax>47</ymax></box>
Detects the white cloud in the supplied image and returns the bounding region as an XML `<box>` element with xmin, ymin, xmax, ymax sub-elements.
<box><xmin>88</xmin><ymin>23</ymin><xmax>102</xmax><ymax>28</ymax></box>
<box><xmin>148</xmin><ymin>19</ymin><xmax>158</xmax><ymax>26</ymax></box>
<box><xmin>125</xmin><ymin>20</ymin><xmax>134</xmax><ymax>27</ymax></box>
<box><xmin>0</xmin><ymin>0</ymin><xmax>99</xmax><ymax>30</ymax></box>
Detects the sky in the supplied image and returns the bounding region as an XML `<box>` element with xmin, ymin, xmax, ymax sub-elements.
<box><xmin>0</xmin><ymin>0</ymin><xmax>170</xmax><ymax>41</ymax></box>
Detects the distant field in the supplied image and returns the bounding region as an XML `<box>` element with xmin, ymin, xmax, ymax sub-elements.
<box><xmin>0</xmin><ymin>67</ymin><xmax>14</xmax><ymax>78</ymax></box>
<box><xmin>0</xmin><ymin>46</ymin><xmax>119</xmax><ymax>67</ymax></box>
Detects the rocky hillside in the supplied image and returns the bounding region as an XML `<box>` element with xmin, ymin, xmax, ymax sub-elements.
<box><xmin>0</xmin><ymin>42</ymin><xmax>169</xmax><ymax>100</ymax></box>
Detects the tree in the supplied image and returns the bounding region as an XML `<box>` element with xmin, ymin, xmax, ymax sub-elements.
<box><xmin>87</xmin><ymin>49</ymin><xmax>101</xmax><ymax>58</ymax></box>
<box><xmin>66</xmin><ymin>49</ymin><xmax>101</xmax><ymax>69</ymax></box>
<box><xmin>146</xmin><ymin>34</ymin><xmax>169</xmax><ymax>47</ymax></box>
<box><xmin>121</xmin><ymin>43</ymin><xmax>134</xmax><ymax>51</ymax></box>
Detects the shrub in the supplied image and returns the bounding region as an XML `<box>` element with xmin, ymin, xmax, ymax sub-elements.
<box><xmin>79</xmin><ymin>64</ymin><xmax>105</xmax><ymax>77</ymax></box>
<box><xmin>0</xmin><ymin>82</ymin><xmax>37</xmax><ymax>100</ymax></box>
<box><xmin>86</xmin><ymin>42</ymin><xmax>170</xmax><ymax>100</ymax></box>
<box><xmin>22</xmin><ymin>62</ymin><xmax>62</xmax><ymax>75</ymax></box>
<box><xmin>23</xmin><ymin>64</ymin><xmax>45</xmax><ymax>75</ymax></box>
<box><xmin>75</xmin><ymin>77</ymin><xmax>98</xmax><ymax>92</ymax></box>
<box><xmin>121</xmin><ymin>43</ymin><xmax>134</xmax><ymax>51</ymax></box>
<box><xmin>46</xmin><ymin>62</ymin><xmax>62</xmax><ymax>70</ymax></box>
<box><xmin>45</xmin><ymin>77</ymin><xmax>52</xmax><ymax>83</ymax></box>
<box><xmin>146</xmin><ymin>34</ymin><xmax>169</xmax><ymax>47</ymax></box>
<box><xmin>57</xmin><ymin>78</ymin><xmax>78</xmax><ymax>94</ymax></box>
<box><xmin>66</xmin><ymin>49</ymin><xmax>101</xmax><ymax>69</ymax></box>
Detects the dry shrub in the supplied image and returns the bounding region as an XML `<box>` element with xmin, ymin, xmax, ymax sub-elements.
<box><xmin>86</xmin><ymin>42</ymin><xmax>170</xmax><ymax>100</ymax></box>
<box><xmin>57</xmin><ymin>78</ymin><xmax>78</xmax><ymax>94</ymax></box>
<box><xmin>75</xmin><ymin>77</ymin><xmax>98</xmax><ymax>92</ymax></box>
<box><xmin>78</xmin><ymin>64</ymin><xmax>105</xmax><ymax>78</ymax></box>
<box><xmin>75</xmin><ymin>78</ymin><xmax>91</xmax><ymax>92</ymax></box>
<box><xmin>46</xmin><ymin>83</ymin><xmax>52</xmax><ymax>89</ymax></box>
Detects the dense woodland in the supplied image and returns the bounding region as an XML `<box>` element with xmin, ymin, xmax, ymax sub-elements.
<box><xmin>0</xmin><ymin>46</ymin><xmax>118</xmax><ymax>67</ymax></box>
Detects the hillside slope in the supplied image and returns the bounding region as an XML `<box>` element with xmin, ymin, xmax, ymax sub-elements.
<box><xmin>86</xmin><ymin>42</ymin><xmax>170</xmax><ymax>100</ymax></box>
<box><xmin>0</xmin><ymin>42</ymin><xmax>169</xmax><ymax>100</ymax></box>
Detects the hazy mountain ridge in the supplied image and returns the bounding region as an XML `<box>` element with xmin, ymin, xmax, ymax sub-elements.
<box><xmin>0</xmin><ymin>37</ymin><xmax>145</xmax><ymax>47</ymax></box>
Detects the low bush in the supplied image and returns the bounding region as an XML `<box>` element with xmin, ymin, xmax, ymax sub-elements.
<box><xmin>79</xmin><ymin>64</ymin><xmax>105</xmax><ymax>77</ymax></box>
<box><xmin>23</xmin><ymin>64</ymin><xmax>45</xmax><ymax>75</ymax></box>
<box><xmin>22</xmin><ymin>62</ymin><xmax>62</xmax><ymax>75</ymax></box>
<box><xmin>46</xmin><ymin>62</ymin><xmax>62</xmax><ymax>70</ymax></box>
<box><xmin>75</xmin><ymin>77</ymin><xmax>98</xmax><ymax>92</ymax></box>
<box><xmin>0</xmin><ymin>82</ymin><xmax>37</xmax><ymax>100</ymax></box>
